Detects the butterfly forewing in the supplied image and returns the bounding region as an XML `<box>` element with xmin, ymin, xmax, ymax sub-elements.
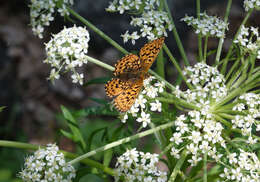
<box><xmin>139</xmin><ymin>37</ymin><xmax>165</xmax><ymax>72</ymax></box>
<box><xmin>113</xmin><ymin>54</ymin><xmax>141</xmax><ymax>76</ymax></box>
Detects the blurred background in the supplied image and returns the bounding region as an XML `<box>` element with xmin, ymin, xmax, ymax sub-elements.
<box><xmin>0</xmin><ymin>0</ymin><xmax>258</xmax><ymax>181</ymax></box>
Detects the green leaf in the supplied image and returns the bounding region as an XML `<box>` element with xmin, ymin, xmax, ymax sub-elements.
<box><xmin>0</xmin><ymin>106</ymin><xmax>6</xmax><ymax>112</ymax></box>
<box><xmin>103</xmin><ymin>149</ymin><xmax>113</xmax><ymax>167</ymax></box>
<box><xmin>60</xmin><ymin>129</ymin><xmax>74</xmax><ymax>140</ymax></box>
<box><xmin>60</xmin><ymin>105</ymin><xmax>86</xmax><ymax>151</ymax></box>
<box><xmin>87</xmin><ymin>127</ymin><xmax>107</xmax><ymax>151</ymax></box>
<box><xmin>79</xmin><ymin>174</ymin><xmax>104</xmax><ymax>182</ymax></box>
<box><xmin>84</xmin><ymin>77</ymin><xmax>111</xmax><ymax>86</ymax></box>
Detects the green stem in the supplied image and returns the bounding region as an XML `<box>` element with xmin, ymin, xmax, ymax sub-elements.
<box><xmin>196</xmin><ymin>0</ymin><xmax>203</xmax><ymax>62</ymax></box>
<box><xmin>68</xmin><ymin>8</ymin><xmax>128</xmax><ymax>55</ymax></box>
<box><xmin>86</xmin><ymin>55</ymin><xmax>114</xmax><ymax>71</ymax></box>
<box><xmin>162</xmin><ymin>0</ymin><xmax>189</xmax><ymax>66</ymax></box>
<box><xmin>0</xmin><ymin>140</ymin><xmax>115</xmax><ymax>176</ymax></box>
<box><xmin>203</xmin><ymin>153</ymin><xmax>207</xmax><ymax>182</ymax></box>
<box><xmin>221</xmin><ymin>9</ymin><xmax>253</xmax><ymax>74</ymax></box>
<box><xmin>156</xmin><ymin>49</ymin><xmax>165</xmax><ymax>78</ymax></box>
<box><xmin>68</xmin><ymin>121</ymin><xmax>175</xmax><ymax>165</ymax></box>
<box><xmin>157</xmin><ymin>96</ymin><xmax>199</xmax><ymax>110</ymax></box>
<box><xmin>149</xmin><ymin>69</ymin><xmax>176</xmax><ymax>91</ymax></box>
<box><xmin>215</xmin><ymin>0</ymin><xmax>232</xmax><ymax>63</ymax></box>
<box><xmin>168</xmin><ymin>150</ymin><xmax>188</xmax><ymax>182</ymax></box>
<box><xmin>163</xmin><ymin>45</ymin><xmax>193</xmax><ymax>89</ymax></box>
<box><xmin>203</xmin><ymin>36</ymin><xmax>208</xmax><ymax>62</ymax></box>
<box><xmin>225</xmin><ymin>58</ymin><xmax>240</xmax><ymax>81</ymax></box>
<box><xmin>213</xmin><ymin>86</ymin><xmax>244</xmax><ymax>110</ymax></box>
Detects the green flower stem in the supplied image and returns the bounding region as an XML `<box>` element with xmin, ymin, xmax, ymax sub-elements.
<box><xmin>226</xmin><ymin>61</ymin><xmax>245</xmax><ymax>88</ymax></box>
<box><xmin>0</xmin><ymin>140</ymin><xmax>115</xmax><ymax>176</ymax></box>
<box><xmin>157</xmin><ymin>96</ymin><xmax>199</xmax><ymax>110</ymax></box>
<box><xmin>213</xmin><ymin>85</ymin><xmax>246</xmax><ymax>110</ymax></box>
<box><xmin>149</xmin><ymin>69</ymin><xmax>176</xmax><ymax>91</ymax></box>
<box><xmin>225</xmin><ymin>58</ymin><xmax>240</xmax><ymax>81</ymax></box>
<box><xmin>149</xmin><ymin>122</ymin><xmax>175</xmax><ymax>169</ymax></box>
<box><xmin>148</xmin><ymin>122</ymin><xmax>163</xmax><ymax>147</ymax></box>
<box><xmin>214</xmin><ymin>114</ymin><xmax>232</xmax><ymax>129</ymax></box>
<box><xmin>203</xmin><ymin>36</ymin><xmax>209</xmax><ymax>63</ymax></box>
<box><xmin>248</xmin><ymin>55</ymin><xmax>256</xmax><ymax>77</ymax></box>
<box><xmin>221</xmin><ymin>9</ymin><xmax>253</xmax><ymax>74</ymax></box>
<box><xmin>215</xmin><ymin>0</ymin><xmax>232</xmax><ymax>63</ymax></box>
<box><xmin>86</xmin><ymin>55</ymin><xmax>114</xmax><ymax>71</ymax></box>
<box><xmin>68</xmin><ymin>8</ymin><xmax>128</xmax><ymax>55</ymax></box>
<box><xmin>196</xmin><ymin>0</ymin><xmax>203</xmax><ymax>62</ymax></box>
<box><xmin>160</xmin><ymin>92</ymin><xmax>199</xmax><ymax>110</ymax></box>
<box><xmin>163</xmin><ymin>44</ymin><xmax>193</xmax><ymax>89</ymax></box>
<box><xmin>203</xmin><ymin>152</ymin><xmax>207</xmax><ymax>182</ymax></box>
<box><xmin>162</xmin><ymin>0</ymin><xmax>189</xmax><ymax>66</ymax></box>
<box><xmin>159</xmin><ymin>142</ymin><xmax>174</xmax><ymax>159</ymax></box>
<box><xmin>156</xmin><ymin>49</ymin><xmax>165</xmax><ymax>78</ymax></box>
<box><xmin>168</xmin><ymin>149</ymin><xmax>188</xmax><ymax>182</ymax></box>
<box><xmin>68</xmin><ymin>121</ymin><xmax>175</xmax><ymax>165</ymax></box>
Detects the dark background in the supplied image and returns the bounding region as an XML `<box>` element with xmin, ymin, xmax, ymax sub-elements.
<box><xmin>0</xmin><ymin>0</ymin><xmax>258</xmax><ymax>181</ymax></box>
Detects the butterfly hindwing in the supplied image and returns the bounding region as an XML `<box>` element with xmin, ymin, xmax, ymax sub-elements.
<box><xmin>105</xmin><ymin>78</ymin><xmax>132</xmax><ymax>98</ymax></box>
<box><xmin>113</xmin><ymin>77</ymin><xmax>144</xmax><ymax>112</ymax></box>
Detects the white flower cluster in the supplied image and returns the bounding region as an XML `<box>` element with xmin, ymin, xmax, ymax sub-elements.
<box><xmin>234</xmin><ymin>25</ymin><xmax>260</xmax><ymax>58</ymax></box>
<box><xmin>170</xmin><ymin>63</ymin><xmax>229</xmax><ymax>165</ymax></box>
<box><xmin>244</xmin><ymin>0</ymin><xmax>260</xmax><ymax>11</ymax></box>
<box><xmin>121</xmin><ymin>76</ymin><xmax>165</xmax><ymax>128</ymax></box>
<box><xmin>180</xmin><ymin>63</ymin><xmax>227</xmax><ymax>104</ymax></box>
<box><xmin>44</xmin><ymin>26</ymin><xmax>90</xmax><ymax>85</ymax></box>
<box><xmin>19</xmin><ymin>144</ymin><xmax>76</xmax><ymax>182</ymax></box>
<box><xmin>232</xmin><ymin>93</ymin><xmax>260</xmax><ymax>139</ymax></box>
<box><xmin>170</xmin><ymin>110</ymin><xmax>225</xmax><ymax>166</ymax></box>
<box><xmin>181</xmin><ymin>13</ymin><xmax>228</xmax><ymax>38</ymax></box>
<box><xmin>220</xmin><ymin>149</ymin><xmax>260</xmax><ymax>181</ymax></box>
<box><xmin>106</xmin><ymin>0</ymin><xmax>172</xmax><ymax>43</ymax></box>
<box><xmin>114</xmin><ymin>148</ymin><xmax>167</xmax><ymax>182</ymax></box>
<box><xmin>29</xmin><ymin>0</ymin><xmax>74</xmax><ymax>39</ymax></box>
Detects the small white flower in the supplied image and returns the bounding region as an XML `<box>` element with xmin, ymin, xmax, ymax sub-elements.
<box><xmin>136</xmin><ymin>112</ymin><xmax>151</xmax><ymax>127</ymax></box>
<box><xmin>150</xmin><ymin>100</ymin><xmax>162</xmax><ymax>112</ymax></box>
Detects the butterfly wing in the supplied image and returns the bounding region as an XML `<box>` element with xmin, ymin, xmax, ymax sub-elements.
<box><xmin>113</xmin><ymin>54</ymin><xmax>141</xmax><ymax>76</ymax></box>
<box><xmin>113</xmin><ymin>77</ymin><xmax>144</xmax><ymax>112</ymax></box>
<box><xmin>105</xmin><ymin>78</ymin><xmax>132</xmax><ymax>98</ymax></box>
<box><xmin>139</xmin><ymin>37</ymin><xmax>165</xmax><ymax>72</ymax></box>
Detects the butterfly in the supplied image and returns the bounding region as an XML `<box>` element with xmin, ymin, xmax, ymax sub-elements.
<box><xmin>105</xmin><ymin>37</ymin><xmax>165</xmax><ymax>112</ymax></box>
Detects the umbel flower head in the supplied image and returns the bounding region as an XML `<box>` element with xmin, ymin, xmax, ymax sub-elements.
<box><xmin>244</xmin><ymin>0</ymin><xmax>260</xmax><ymax>11</ymax></box>
<box><xmin>106</xmin><ymin>0</ymin><xmax>172</xmax><ymax>43</ymax></box>
<box><xmin>170</xmin><ymin>63</ymin><xmax>260</xmax><ymax>180</ymax></box>
<box><xmin>44</xmin><ymin>26</ymin><xmax>90</xmax><ymax>85</ymax></box>
<box><xmin>29</xmin><ymin>0</ymin><xmax>74</xmax><ymax>38</ymax></box>
<box><xmin>19</xmin><ymin>144</ymin><xmax>76</xmax><ymax>182</ymax></box>
<box><xmin>114</xmin><ymin>148</ymin><xmax>167</xmax><ymax>182</ymax></box>
<box><xmin>181</xmin><ymin>12</ymin><xmax>228</xmax><ymax>38</ymax></box>
<box><xmin>234</xmin><ymin>25</ymin><xmax>260</xmax><ymax>58</ymax></box>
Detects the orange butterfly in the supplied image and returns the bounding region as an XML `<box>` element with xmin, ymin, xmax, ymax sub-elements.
<box><xmin>105</xmin><ymin>37</ymin><xmax>165</xmax><ymax>112</ymax></box>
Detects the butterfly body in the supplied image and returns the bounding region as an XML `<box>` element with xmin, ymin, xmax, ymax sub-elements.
<box><xmin>105</xmin><ymin>37</ymin><xmax>165</xmax><ymax>112</ymax></box>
